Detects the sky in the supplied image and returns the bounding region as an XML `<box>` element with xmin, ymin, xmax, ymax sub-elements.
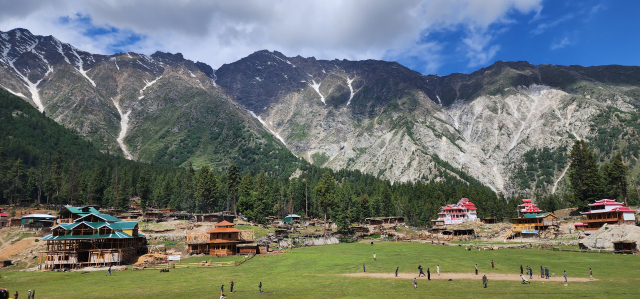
<box><xmin>0</xmin><ymin>0</ymin><xmax>638</xmax><ymax>76</ymax></box>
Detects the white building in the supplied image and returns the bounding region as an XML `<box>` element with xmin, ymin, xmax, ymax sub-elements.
<box><xmin>434</xmin><ymin>198</ymin><xmax>478</xmax><ymax>225</ymax></box>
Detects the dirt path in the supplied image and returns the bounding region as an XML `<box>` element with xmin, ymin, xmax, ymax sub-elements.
<box><xmin>0</xmin><ymin>237</ymin><xmax>37</xmax><ymax>260</ymax></box>
<box><xmin>342</xmin><ymin>272</ymin><xmax>595</xmax><ymax>282</ymax></box>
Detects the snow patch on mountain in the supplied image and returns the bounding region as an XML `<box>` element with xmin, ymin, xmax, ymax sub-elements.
<box><xmin>0</xmin><ymin>84</ymin><xmax>26</xmax><ymax>98</ymax></box>
<box><xmin>308</xmin><ymin>80</ymin><xmax>325</xmax><ymax>104</ymax></box>
<box><xmin>112</xmin><ymin>97</ymin><xmax>133</xmax><ymax>160</ymax></box>
<box><xmin>110</xmin><ymin>57</ymin><xmax>119</xmax><ymax>70</ymax></box>
<box><xmin>346</xmin><ymin>77</ymin><xmax>355</xmax><ymax>105</ymax></box>
<box><xmin>138</xmin><ymin>76</ymin><xmax>163</xmax><ymax>99</ymax></box>
<box><xmin>248</xmin><ymin>110</ymin><xmax>287</xmax><ymax>146</ymax></box>
<box><xmin>70</xmin><ymin>48</ymin><xmax>95</xmax><ymax>87</ymax></box>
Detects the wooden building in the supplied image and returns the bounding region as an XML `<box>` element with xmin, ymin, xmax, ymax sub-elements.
<box><xmin>187</xmin><ymin>221</ymin><xmax>256</xmax><ymax>255</ymax></box>
<box><xmin>39</xmin><ymin>211</ymin><xmax>146</xmax><ymax>270</ymax></box>
<box><xmin>510</xmin><ymin>212</ymin><xmax>558</xmax><ymax>237</ymax></box>
<box><xmin>0</xmin><ymin>207</ymin><xmax>8</xmax><ymax>227</ymax></box>
<box><xmin>56</xmin><ymin>206</ymin><xmax>101</xmax><ymax>224</ymax></box>
<box><xmin>21</xmin><ymin>214</ymin><xmax>57</xmax><ymax>229</ymax></box>
<box><xmin>577</xmin><ymin>199</ymin><xmax>637</xmax><ymax>235</ymax></box>
<box><xmin>613</xmin><ymin>240</ymin><xmax>638</xmax><ymax>254</ymax></box>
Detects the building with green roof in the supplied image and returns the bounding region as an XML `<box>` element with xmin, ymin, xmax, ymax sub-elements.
<box><xmin>40</xmin><ymin>207</ymin><xmax>146</xmax><ymax>270</ymax></box>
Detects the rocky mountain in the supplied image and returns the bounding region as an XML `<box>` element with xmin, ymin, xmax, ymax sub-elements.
<box><xmin>2</xmin><ymin>28</ymin><xmax>640</xmax><ymax>195</ymax></box>
<box><xmin>0</xmin><ymin>28</ymin><xmax>303</xmax><ymax>178</ymax></box>
<box><xmin>215</xmin><ymin>51</ymin><xmax>640</xmax><ymax>195</ymax></box>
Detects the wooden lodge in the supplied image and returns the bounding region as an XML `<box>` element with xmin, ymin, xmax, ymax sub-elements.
<box><xmin>575</xmin><ymin>199</ymin><xmax>637</xmax><ymax>235</ymax></box>
<box><xmin>507</xmin><ymin>199</ymin><xmax>558</xmax><ymax>238</ymax></box>
<box><xmin>56</xmin><ymin>206</ymin><xmax>101</xmax><ymax>224</ymax></box>
<box><xmin>39</xmin><ymin>206</ymin><xmax>146</xmax><ymax>270</ymax></box>
<box><xmin>186</xmin><ymin>221</ymin><xmax>257</xmax><ymax>255</ymax></box>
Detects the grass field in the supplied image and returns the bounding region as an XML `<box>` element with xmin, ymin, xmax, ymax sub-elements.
<box><xmin>1</xmin><ymin>242</ymin><xmax>639</xmax><ymax>298</ymax></box>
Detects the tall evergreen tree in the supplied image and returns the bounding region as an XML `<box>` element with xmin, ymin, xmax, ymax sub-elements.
<box><xmin>568</xmin><ymin>140</ymin><xmax>604</xmax><ymax>211</ymax></box>
<box><xmin>227</xmin><ymin>163</ymin><xmax>240</xmax><ymax>216</ymax></box>
<box><xmin>315</xmin><ymin>171</ymin><xmax>336</xmax><ymax>235</ymax></box>
<box><xmin>606</xmin><ymin>153</ymin><xmax>629</xmax><ymax>203</ymax></box>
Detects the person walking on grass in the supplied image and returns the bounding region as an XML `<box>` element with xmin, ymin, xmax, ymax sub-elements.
<box><xmin>564</xmin><ymin>270</ymin><xmax>567</xmax><ymax>282</ymax></box>
<box><xmin>230</xmin><ymin>280</ymin><xmax>234</xmax><ymax>293</ymax></box>
<box><xmin>374</xmin><ymin>253</ymin><xmax>376</xmax><ymax>261</ymax></box>
<box><xmin>545</xmin><ymin>267</ymin><xmax>550</xmax><ymax>279</ymax></box>
<box><xmin>590</xmin><ymin>268</ymin><xmax>593</xmax><ymax>280</ymax></box>
<box><xmin>540</xmin><ymin>266</ymin><xmax>544</xmax><ymax>278</ymax></box>
<box><xmin>395</xmin><ymin>267</ymin><xmax>399</xmax><ymax>277</ymax></box>
<box><xmin>475</xmin><ymin>264</ymin><xmax>478</xmax><ymax>275</ymax></box>
<box><xmin>491</xmin><ymin>260</ymin><xmax>494</xmax><ymax>269</ymax></box>
<box><xmin>106</xmin><ymin>265</ymin><xmax>112</xmax><ymax>276</ymax></box>
<box><xmin>259</xmin><ymin>281</ymin><xmax>263</xmax><ymax>293</ymax></box>
<box><xmin>419</xmin><ymin>265</ymin><xmax>425</xmax><ymax>277</ymax></box>
<box><xmin>414</xmin><ymin>278</ymin><xmax>417</xmax><ymax>289</ymax></box>
<box><xmin>437</xmin><ymin>264</ymin><xmax>440</xmax><ymax>276</ymax></box>
<box><xmin>482</xmin><ymin>274</ymin><xmax>488</xmax><ymax>288</ymax></box>
<box><xmin>427</xmin><ymin>268</ymin><xmax>431</xmax><ymax>280</ymax></box>
<box><xmin>528</xmin><ymin>266</ymin><xmax>532</xmax><ymax>280</ymax></box>
<box><xmin>363</xmin><ymin>263</ymin><xmax>366</xmax><ymax>272</ymax></box>
<box><xmin>221</xmin><ymin>284</ymin><xmax>224</xmax><ymax>296</ymax></box>
<box><xmin>520</xmin><ymin>265</ymin><xmax>523</xmax><ymax>275</ymax></box>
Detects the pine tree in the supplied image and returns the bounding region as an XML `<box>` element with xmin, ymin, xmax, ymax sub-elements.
<box><xmin>315</xmin><ymin>171</ymin><xmax>336</xmax><ymax>236</ymax></box>
<box><xmin>227</xmin><ymin>163</ymin><xmax>240</xmax><ymax>216</ymax></box>
<box><xmin>68</xmin><ymin>158</ymin><xmax>80</xmax><ymax>205</ymax></box>
<box><xmin>138</xmin><ymin>169</ymin><xmax>151</xmax><ymax>212</ymax></box>
<box><xmin>568</xmin><ymin>140</ymin><xmax>604</xmax><ymax>211</ymax></box>
<box><xmin>607</xmin><ymin>153</ymin><xmax>629</xmax><ymax>203</ymax></box>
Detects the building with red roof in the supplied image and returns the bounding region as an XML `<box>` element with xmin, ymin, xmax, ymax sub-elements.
<box><xmin>432</xmin><ymin>198</ymin><xmax>478</xmax><ymax>225</ymax></box>
<box><xmin>576</xmin><ymin>199</ymin><xmax>637</xmax><ymax>235</ymax></box>
<box><xmin>518</xmin><ymin>199</ymin><xmax>542</xmax><ymax>217</ymax></box>
<box><xmin>0</xmin><ymin>207</ymin><xmax>9</xmax><ymax>227</ymax></box>
<box><xmin>187</xmin><ymin>220</ymin><xmax>258</xmax><ymax>255</ymax></box>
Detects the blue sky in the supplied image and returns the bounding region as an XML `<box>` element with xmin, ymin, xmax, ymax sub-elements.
<box><xmin>1</xmin><ymin>0</ymin><xmax>638</xmax><ymax>75</ymax></box>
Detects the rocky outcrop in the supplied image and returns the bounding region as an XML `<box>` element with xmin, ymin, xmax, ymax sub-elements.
<box><xmin>579</xmin><ymin>224</ymin><xmax>640</xmax><ymax>250</ymax></box>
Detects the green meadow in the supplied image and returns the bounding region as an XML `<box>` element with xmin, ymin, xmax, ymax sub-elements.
<box><xmin>1</xmin><ymin>242</ymin><xmax>639</xmax><ymax>298</ymax></box>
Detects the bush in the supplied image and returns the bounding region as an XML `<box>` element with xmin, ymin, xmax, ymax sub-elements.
<box><xmin>35</xmin><ymin>239</ymin><xmax>39</xmax><ymax>242</ymax></box>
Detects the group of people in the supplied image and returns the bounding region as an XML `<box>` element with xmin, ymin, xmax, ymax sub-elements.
<box><xmin>218</xmin><ymin>280</ymin><xmax>262</xmax><ymax>298</ymax></box>
<box><xmin>11</xmin><ymin>289</ymin><xmax>36</xmax><ymax>299</ymax></box>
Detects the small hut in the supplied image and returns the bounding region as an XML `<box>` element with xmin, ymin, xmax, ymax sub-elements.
<box><xmin>283</xmin><ymin>214</ymin><xmax>301</xmax><ymax>223</ymax></box>
<box><xmin>613</xmin><ymin>240</ymin><xmax>637</xmax><ymax>254</ymax></box>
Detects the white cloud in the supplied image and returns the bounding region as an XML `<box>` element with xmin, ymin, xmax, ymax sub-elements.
<box><xmin>461</xmin><ymin>32</ymin><xmax>501</xmax><ymax>68</ymax></box>
<box><xmin>550</xmin><ymin>36</ymin><xmax>571</xmax><ymax>50</ymax></box>
<box><xmin>0</xmin><ymin>0</ymin><xmax>543</xmax><ymax>73</ymax></box>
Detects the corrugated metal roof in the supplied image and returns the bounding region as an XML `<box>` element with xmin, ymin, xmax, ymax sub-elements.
<box><xmin>64</xmin><ymin>206</ymin><xmax>100</xmax><ymax>214</ymax></box>
<box><xmin>42</xmin><ymin>231</ymin><xmax>135</xmax><ymax>240</ymax></box>
<box><xmin>21</xmin><ymin>214</ymin><xmax>56</xmax><ymax>219</ymax></box>
<box><xmin>73</xmin><ymin>213</ymin><xmax>121</xmax><ymax>222</ymax></box>
<box><xmin>523</xmin><ymin>212</ymin><xmax>551</xmax><ymax>218</ymax></box>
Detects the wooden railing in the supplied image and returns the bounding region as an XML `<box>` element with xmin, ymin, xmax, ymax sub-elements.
<box><xmin>583</xmin><ymin>217</ymin><xmax>622</xmax><ymax>223</ymax></box>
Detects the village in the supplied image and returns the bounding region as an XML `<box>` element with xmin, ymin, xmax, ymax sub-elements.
<box><xmin>1</xmin><ymin>196</ymin><xmax>639</xmax><ymax>275</ymax></box>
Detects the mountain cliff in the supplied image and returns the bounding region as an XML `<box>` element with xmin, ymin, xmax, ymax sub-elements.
<box><xmin>2</xmin><ymin>28</ymin><xmax>640</xmax><ymax>194</ymax></box>
<box><xmin>0</xmin><ymin>28</ymin><xmax>303</xmax><ymax>178</ymax></box>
